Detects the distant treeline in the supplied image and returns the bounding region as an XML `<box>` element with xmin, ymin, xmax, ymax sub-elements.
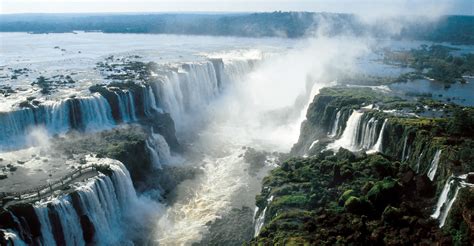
<box><xmin>0</xmin><ymin>12</ymin><xmax>473</xmax><ymax>43</ymax></box>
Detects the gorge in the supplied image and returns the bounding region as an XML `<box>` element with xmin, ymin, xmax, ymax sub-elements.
<box><xmin>1</xmin><ymin>12</ymin><xmax>473</xmax><ymax>246</ymax></box>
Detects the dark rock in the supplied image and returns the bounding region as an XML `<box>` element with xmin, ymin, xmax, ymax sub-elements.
<box><xmin>382</xmin><ymin>206</ymin><xmax>403</xmax><ymax>226</ymax></box>
<box><xmin>415</xmin><ymin>175</ymin><xmax>436</xmax><ymax>198</ymax></box>
<box><xmin>466</xmin><ymin>173</ymin><xmax>474</xmax><ymax>184</ymax></box>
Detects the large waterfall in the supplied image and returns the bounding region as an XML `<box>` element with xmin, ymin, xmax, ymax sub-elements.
<box><xmin>0</xmin><ymin>58</ymin><xmax>255</xmax><ymax>150</ymax></box>
<box><xmin>5</xmin><ymin>158</ymin><xmax>141</xmax><ymax>245</ymax></box>
<box><xmin>431</xmin><ymin>173</ymin><xmax>474</xmax><ymax>227</ymax></box>
<box><xmin>328</xmin><ymin>110</ymin><xmax>386</xmax><ymax>153</ymax></box>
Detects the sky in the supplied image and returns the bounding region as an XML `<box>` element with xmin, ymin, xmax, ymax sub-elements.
<box><xmin>0</xmin><ymin>0</ymin><xmax>473</xmax><ymax>15</ymax></box>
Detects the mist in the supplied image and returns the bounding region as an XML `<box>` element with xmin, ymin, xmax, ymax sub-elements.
<box><xmin>151</xmin><ymin>20</ymin><xmax>377</xmax><ymax>244</ymax></box>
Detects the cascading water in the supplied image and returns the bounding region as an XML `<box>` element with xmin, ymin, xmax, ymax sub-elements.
<box><xmin>360</xmin><ymin>117</ymin><xmax>379</xmax><ymax>150</ymax></box>
<box><xmin>329</xmin><ymin>110</ymin><xmax>388</xmax><ymax>154</ymax></box>
<box><xmin>416</xmin><ymin>152</ymin><xmax>423</xmax><ymax>173</ymax></box>
<box><xmin>368</xmin><ymin>119</ymin><xmax>387</xmax><ymax>154</ymax></box>
<box><xmin>254</xmin><ymin>195</ymin><xmax>273</xmax><ymax>237</ymax></box>
<box><xmin>401</xmin><ymin>135</ymin><xmax>408</xmax><ymax>161</ymax></box>
<box><xmin>11</xmin><ymin>158</ymin><xmax>143</xmax><ymax>245</ymax></box>
<box><xmin>146</xmin><ymin>132</ymin><xmax>172</xmax><ymax>169</ymax></box>
<box><xmin>1</xmin><ymin>230</ymin><xmax>26</xmax><ymax>246</ymax></box>
<box><xmin>431</xmin><ymin>173</ymin><xmax>474</xmax><ymax>227</ymax></box>
<box><xmin>427</xmin><ymin>149</ymin><xmax>442</xmax><ymax>181</ymax></box>
<box><xmin>152</xmin><ymin>60</ymin><xmax>254</xmax><ymax>127</ymax></box>
<box><xmin>328</xmin><ymin>110</ymin><xmax>364</xmax><ymax>152</ymax></box>
<box><xmin>78</xmin><ymin>94</ymin><xmax>115</xmax><ymax>131</ymax></box>
<box><xmin>328</xmin><ymin>110</ymin><xmax>341</xmax><ymax>138</ymax></box>
<box><xmin>0</xmin><ymin>94</ymin><xmax>118</xmax><ymax>150</ymax></box>
<box><xmin>0</xmin><ymin>57</ymin><xmax>256</xmax><ymax>151</ymax></box>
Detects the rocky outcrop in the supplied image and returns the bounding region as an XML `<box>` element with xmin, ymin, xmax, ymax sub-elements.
<box><xmin>254</xmin><ymin>86</ymin><xmax>474</xmax><ymax>244</ymax></box>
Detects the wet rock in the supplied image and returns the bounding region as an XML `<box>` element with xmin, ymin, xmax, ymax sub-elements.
<box><xmin>466</xmin><ymin>173</ymin><xmax>474</xmax><ymax>184</ymax></box>
<box><xmin>415</xmin><ymin>175</ymin><xmax>435</xmax><ymax>198</ymax></box>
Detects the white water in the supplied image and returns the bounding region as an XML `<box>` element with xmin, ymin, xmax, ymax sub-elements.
<box><xmin>0</xmin><ymin>57</ymin><xmax>255</xmax><ymax>151</ymax></box>
<box><xmin>427</xmin><ymin>149</ymin><xmax>442</xmax><ymax>181</ymax></box>
<box><xmin>308</xmin><ymin>140</ymin><xmax>320</xmax><ymax>152</ymax></box>
<box><xmin>368</xmin><ymin>119</ymin><xmax>387</xmax><ymax>154</ymax></box>
<box><xmin>329</xmin><ymin>110</ymin><xmax>388</xmax><ymax>154</ymax></box>
<box><xmin>34</xmin><ymin>205</ymin><xmax>57</xmax><ymax>246</ymax></box>
<box><xmin>328</xmin><ymin>110</ymin><xmax>364</xmax><ymax>152</ymax></box>
<box><xmin>401</xmin><ymin>135</ymin><xmax>408</xmax><ymax>161</ymax></box>
<box><xmin>416</xmin><ymin>152</ymin><xmax>423</xmax><ymax>173</ymax></box>
<box><xmin>254</xmin><ymin>195</ymin><xmax>273</xmax><ymax>237</ymax></box>
<box><xmin>1</xmin><ymin>230</ymin><xmax>27</xmax><ymax>246</ymax></box>
<box><xmin>2</xmin><ymin>34</ymin><xmax>372</xmax><ymax>244</ymax></box>
<box><xmin>28</xmin><ymin>158</ymin><xmax>160</xmax><ymax>245</ymax></box>
<box><xmin>328</xmin><ymin>110</ymin><xmax>341</xmax><ymax>138</ymax></box>
<box><xmin>152</xmin><ymin>36</ymin><xmax>370</xmax><ymax>244</ymax></box>
<box><xmin>360</xmin><ymin>117</ymin><xmax>379</xmax><ymax>150</ymax></box>
<box><xmin>431</xmin><ymin>173</ymin><xmax>474</xmax><ymax>227</ymax></box>
<box><xmin>155</xmin><ymin>60</ymin><xmax>254</xmax><ymax>129</ymax></box>
<box><xmin>146</xmin><ymin>132</ymin><xmax>172</xmax><ymax>169</ymax></box>
<box><xmin>0</xmin><ymin>94</ymin><xmax>116</xmax><ymax>150</ymax></box>
<box><xmin>79</xmin><ymin>94</ymin><xmax>115</xmax><ymax>131</ymax></box>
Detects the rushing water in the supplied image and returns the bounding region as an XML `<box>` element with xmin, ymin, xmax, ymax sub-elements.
<box><xmin>5</xmin><ymin>32</ymin><xmax>467</xmax><ymax>245</ymax></box>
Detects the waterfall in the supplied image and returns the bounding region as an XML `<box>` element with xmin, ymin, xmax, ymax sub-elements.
<box><xmin>401</xmin><ymin>136</ymin><xmax>408</xmax><ymax>161</ymax></box>
<box><xmin>254</xmin><ymin>195</ymin><xmax>273</xmax><ymax>237</ymax></box>
<box><xmin>328</xmin><ymin>110</ymin><xmax>388</xmax><ymax>153</ymax></box>
<box><xmin>328</xmin><ymin>110</ymin><xmax>341</xmax><ymax>138</ymax></box>
<box><xmin>360</xmin><ymin>117</ymin><xmax>379</xmax><ymax>150</ymax></box>
<box><xmin>1</xmin><ymin>230</ymin><xmax>26</xmax><ymax>246</ymax></box>
<box><xmin>78</xmin><ymin>94</ymin><xmax>115</xmax><ymax>131</ymax></box>
<box><xmin>147</xmin><ymin>86</ymin><xmax>160</xmax><ymax>113</ymax></box>
<box><xmin>308</xmin><ymin>140</ymin><xmax>320</xmax><ymax>152</ymax></box>
<box><xmin>0</xmin><ymin>94</ymin><xmax>117</xmax><ymax>150</ymax></box>
<box><xmin>151</xmin><ymin>59</ymin><xmax>254</xmax><ymax>126</ymax></box>
<box><xmin>22</xmin><ymin>158</ymin><xmax>138</xmax><ymax>245</ymax></box>
<box><xmin>427</xmin><ymin>149</ymin><xmax>442</xmax><ymax>181</ymax></box>
<box><xmin>328</xmin><ymin>110</ymin><xmax>364</xmax><ymax>152</ymax></box>
<box><xmin>146</xmin><ymin>132</ymin><xmax>172</xmax><ymax>169</ymax></box>
<box><xmin>0</xmin><ymin>57</ymin><xmax>255</xmax><ymax>149</ymax></box>
<box><xmin>220</xmin><ymin>59</ymin><xmax>254</xmax><ymax>88</ymax></box>
<box><xmin>34</xmin><ymin>205</ymin><xmax>56</xmax><ymax>246</ymax></box>
<box><xmin>416</xmin><ymin>152</ymin><xmax>423</xmax><ymax>173</ymax></box>
<box><xmin>431</xmin><ymin>173</ymin><xmax>474</xmax><ymax>227</ymax></box>
<box><xmin>368</xmin><ymin>119</ymin><xmax>387</xmax><ymax>154</ymax></box>
<box><xmin>42</xmin><ymin>100</ymin><xmax>71</xmax><ymax>135</ymax></box>
<box><xmin>0</xmin><ymin>109</ymin><xmax>36</xmax><ymax>148</ymax></box>
<box><xmin>127</xmin><ymin>92</ymin><xmax>138</xmax><ymax>122</ymax></box>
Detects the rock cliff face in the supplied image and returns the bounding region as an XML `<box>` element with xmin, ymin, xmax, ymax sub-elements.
<box><xmin>254</xmin><ymin>86</ymin><xmax>474</xmax><ymax>244</ymax></box>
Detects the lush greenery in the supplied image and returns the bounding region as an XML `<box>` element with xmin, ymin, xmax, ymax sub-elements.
<box><xmin>385</xmin><ymin>44</ymin><xmax>474</xmax><ymax>84</ymax></box>
<box><xmin>260</xmin><ymin>86</ymin><xmax>474</xmax><ymax>245</ymax></box>
<box><xmin>252</xmin><ymin>150</ymin><xmax>445</xmax><ymax>245</ymax></box>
